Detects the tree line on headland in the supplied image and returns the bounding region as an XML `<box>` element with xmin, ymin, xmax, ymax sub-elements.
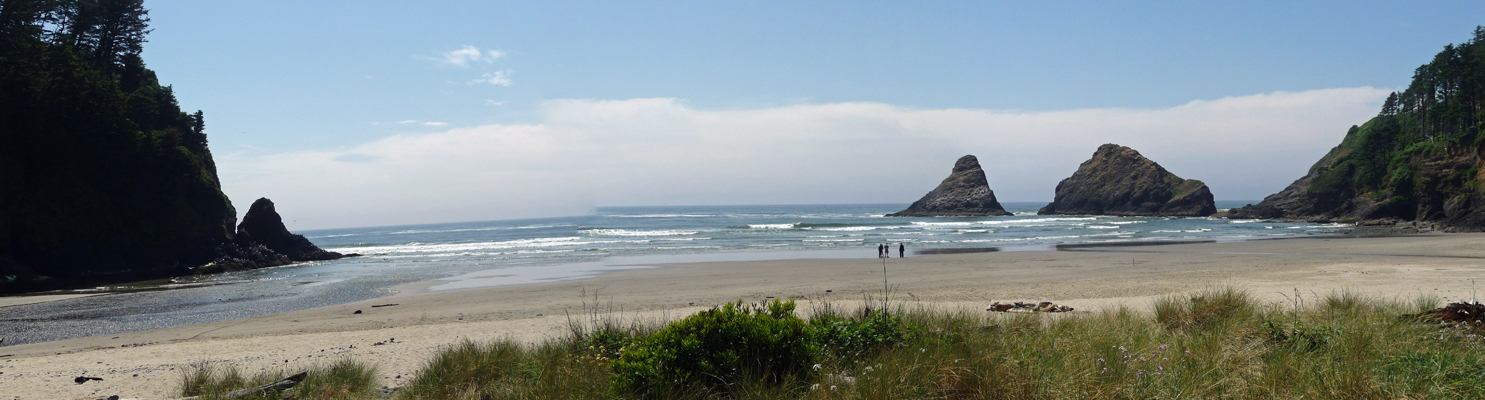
<box><xmin>1228</xmin><ymin>27</ymin><xmax>1485</xmax><ymax>225</ymax></box>
<box><xmin>0</xmin><ymin>0</ymin><xmax>345</xmax><ymax>294</ymax></box>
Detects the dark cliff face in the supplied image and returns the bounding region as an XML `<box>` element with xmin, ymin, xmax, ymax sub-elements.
<box><xmin>1227</xmin><ymin>118</ymin><xmax>1485</xmax><ymax>226</ymax></box>
<box><xmin>0</xmin><ymin>8</ymin><xmax>240</xmax><ymax>292</ymax></box>
<box><xmin>1038</xmin><ymin>144</ymin><xmax>1216</xmax><ymax>217</ymax></box>
<box><xmin>0</xmin><ymin>5</ymin><xmax>344</xmax><ymax>293</ymax></box>
<box><xmin>888</xmin><ymin>155</ymin><xmax>1013</xmax><ymax>217</ymax></box>
<box><xmin>237</xmin><ymin>198</ymin><xmax>346</xmax><ymax>262</ymax></box>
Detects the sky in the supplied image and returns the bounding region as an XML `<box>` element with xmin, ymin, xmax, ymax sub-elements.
<box><xmin>139</xmin><ymin>1</ymin><xmax>1485</xmax><ymax>230</ymax></box>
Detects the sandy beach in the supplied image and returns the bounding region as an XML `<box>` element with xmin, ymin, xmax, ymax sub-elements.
<box><xmin>5</xmin><ymin>234</ymin><xmax>1485</xmax><ymax>399</ymax></box>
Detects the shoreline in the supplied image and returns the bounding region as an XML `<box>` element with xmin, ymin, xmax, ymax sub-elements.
<box><xmin>4</xmin><ymin>233</ymin><xmax>1484</xmax><ymax>398</ymax></box>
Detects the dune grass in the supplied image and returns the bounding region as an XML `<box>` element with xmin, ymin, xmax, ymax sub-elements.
<box><xmin>177</xmin><ymin>287</ymin><xmax>1485</xmax><ymax>399</ymax></box>
<box><xmin>177</xmin><ymin>358</ymin><xmax>379</xmax><ymax>400</ymax></box>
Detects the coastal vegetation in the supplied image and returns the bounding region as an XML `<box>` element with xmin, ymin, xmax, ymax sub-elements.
<box><xmin>183</xmin><ymin>288</ymin><xmax>1485</xmax><ymax>399</ymax></box>
<box><xmin>0</xmin><ymin>0</ymin><xmax>237</xmax><ymax>291</ymax></box>
<box><xmin>178</xmin><ymin>358</ymin><xmax>380</xmax><ymax>400</ymax></box>
<box><xmin>0</xmin><ymin>1</ymin><xmax>349</xmax><ymax>293</ymax></box>
<box><xmin>1232</xmin><ymin>27</ymin><xmax>1485</xmax><ymax>226</ymax></box>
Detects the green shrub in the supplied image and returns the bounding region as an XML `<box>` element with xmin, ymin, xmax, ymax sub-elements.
<box><xmin>586</xmin><ymin>327</ymin><xmax>634</xmax><ymax>360</ymax></box>
<box><xmin>611</xmin><ymin>299</ymin><xmax>816</xmax><ymax>396</ymax></box>
<box><xmin>810</xmin><ymin>309</ymin><xmax>916</xmax><ymax>360</ymax></box>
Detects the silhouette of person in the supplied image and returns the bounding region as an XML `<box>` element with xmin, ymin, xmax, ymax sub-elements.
<box><xmin>899</xmin><ymin>243</ymin><xmax>905</xmax><ymax>258</ymax></box>
<box><xmin>877</xmin><ymin>243</ymin><xmax>883</xmax><ymax>258</ymax></box>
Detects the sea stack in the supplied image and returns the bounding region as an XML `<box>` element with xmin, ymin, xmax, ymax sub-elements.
<box><xmin>1038</xmin><ymin>144</ymin><xmax>1216</xmax><ymax>217</ymax></box>
<box><xmin>237</xmin><ymin>198</ymin><xmax>349</xmax><ymax>261</ymax></box>
<box><xmin>888</xmin><ymin>155</ymin><xmax>1013</xmax><ymax>217</ymax></box>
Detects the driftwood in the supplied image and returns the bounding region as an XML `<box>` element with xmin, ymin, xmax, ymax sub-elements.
<box><xmin>79</xmin><ymin>372</ymin><xmax>306</xmax><ymax>400</ymax></box>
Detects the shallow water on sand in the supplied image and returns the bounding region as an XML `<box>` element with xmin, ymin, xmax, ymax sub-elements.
<box><xmin>0</xmin><ymin>202</ymin><xmax>1344</xmax><ymax>347</ymax></box>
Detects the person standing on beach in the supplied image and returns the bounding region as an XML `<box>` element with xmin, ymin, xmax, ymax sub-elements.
<box><xmin>876</xmin><ymin>243</ymin><xmax>882</xmax><ymax>257</ymax></box>
<box><xmin>899</xmin><ymin>243</ymin><xmax>905</xmax><ymax>258</ymax></box>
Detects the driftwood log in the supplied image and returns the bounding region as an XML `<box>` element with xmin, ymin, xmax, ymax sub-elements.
<box><xmin>78</xmin><ymin>372</ymin><xmax>306</xmax><ymax>400</ymax></box>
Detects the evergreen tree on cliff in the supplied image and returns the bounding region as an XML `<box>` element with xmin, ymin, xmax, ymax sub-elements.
<box><xmin>1230</xmin><ymin>27</ymin><xmax>1485</xmax><ymax>228</ymax></box>
<box><xmin>0</xmin><ymin>0</ymin><xmax>238</xmax><ymax>291</ymax></box>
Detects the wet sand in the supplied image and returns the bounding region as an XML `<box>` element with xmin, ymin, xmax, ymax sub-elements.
<box><xmin>0</xmin><ymin>294</ymin><xmax>101</xmax><ymax>309</ymax></box>
<box><xmin>5</xmin><ymin>234</ymin><xmax>1485</xmax><ymax>399</ymax></box>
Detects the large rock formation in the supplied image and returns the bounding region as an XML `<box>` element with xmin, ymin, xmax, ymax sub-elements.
<box><xmin>1038</xmin><ymin>144</ymin><xmax>1216</xmax><ymax>217</ymax></box>
<box><xmin>237</xmin><ymin>198</ymin><xmax>348</xmax><ymax>261</ymax></box>
<box><xmin>888</xmin><ymin>155</ymin><xmax>1013</xmax><ymax>217</ymax></box>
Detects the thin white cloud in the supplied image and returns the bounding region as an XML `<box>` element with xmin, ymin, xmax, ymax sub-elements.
<box><xmin>471</xmin><ymin>70</ymin><xmax>513</xmax><ymax>86</ymax></box>
<box><xmin>392</xmin><ymin>120</ymin><xmax>447</xmax><ymax>126</ymax></box>
<box><xmin>434</xmin><ymin>45</ymin><xmax>503</xmax><ymax>67</ymax></box>
<box><xmin>486</xmin><ymin>100</ymin><xmax>507</xmax><ymax>106</ymax></box>
<box><xmin>220</xmin><ymin>88</ymin><xmax>1388</xmax><ymax>229</ymax></box>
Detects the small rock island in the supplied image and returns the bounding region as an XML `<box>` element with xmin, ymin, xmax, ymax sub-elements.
<box><xmin>888</xmin><ymin>155</ymin><xmax>1013</xmax><ymax>217</ymax></box>
<box><xmin>1038</xmin><ymin>144</ymin><xmax>1216</xmax><ymax>217</ymax></box>
<box><xmin>237</xmin><ymin>198</ymin><xmax>350</xmax><ymax>261</ymax></box>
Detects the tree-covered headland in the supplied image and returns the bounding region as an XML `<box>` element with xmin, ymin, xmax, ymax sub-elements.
<box><xmin>1232</xmin><ymin>27</ymin><xmax>1485</xmax><ymax>227</ymax></box>
<box><xmin>0</xmin><ymin>0</ymin><xmax>298</xmax><ymax>293</ymax></box>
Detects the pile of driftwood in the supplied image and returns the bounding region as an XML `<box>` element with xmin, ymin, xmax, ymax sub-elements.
<box><xmin>986</xmin><ymin>301</ymin><xmax>1074</xmax><ymax>313</ymax></box>
<box><xmin>73</xmin><ymin>372</ymin><xmax>305</xmax><ymax>400</ymax></box>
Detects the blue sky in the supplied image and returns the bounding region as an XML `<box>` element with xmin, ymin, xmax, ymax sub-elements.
<box><xmin>140</xmin><ymin>1</ymin><xmax>1485</xmax><ymax>229</ymax></box>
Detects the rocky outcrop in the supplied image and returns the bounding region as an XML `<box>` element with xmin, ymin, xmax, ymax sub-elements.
<box><xmin>1226</xmin><ymin>125</ymin><xmax>1485</xmax><ymax>226</ymax></box>
<box><xmin>1038</xmin><ymin>144</ymin><xmax>1216</xmax><ymax>217</ymax></box>
<box><xmin>888</xmin><ymin>155</ymin><xmax>1013</xmax><ymax>217</ymax></box>
<box><xmin>237</xmin><ymin>198</ymin><xmax>349</xmax><ymax>261</ymax></box>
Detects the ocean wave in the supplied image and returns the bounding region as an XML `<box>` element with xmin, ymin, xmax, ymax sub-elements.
<box><xmin>955</xmin><ymin>231</ymin><xmax>1137</xmax><ymax>243</ymax></box>
<box><xmin>579</xmin><ymin>229</ymin><xmax>700</xmax><ymax>237</ymax></box>
<box><xmin>1086</xmin><ymin>225</ymin><xmax>1119</xmax><ymax>229</ymax></box>
<box><xmin>1150</xmin><ymin>229</ymin><xmax>1213</xmax><ymax>233</ymax></box>
<box><xmin>957</xmin><ymin>229</ymin><xmax>991</xmax><ymax>233</ymax></box>
<box><xmin>795</xmin><ymin>222</ymin><xmax>854</xmax><ymax>228</ymax></box>
<box><xmin>818</xmin><ymin>226</ymin><xmax>886</xmax><ymax>231</ymax></box>
<box><xmin>910</xmin><ymin>221</ymin><xmax>975</xmax><ymax>227</ymax></box>
<box><xmin>803</xmin><ymin>238</ymin><xmax>865</xmax><ymax>242</ymax></box>
<box><xmin>977</xmin><ymin>217</ymin><xmax>1098</xmax><ymax>225</ymax></box>
<box><xmin>745</xmin><ymin>223</ymin><xmax>797</xmax><ymax>229</ymax></box>
<box><xmin>331</xmin><ymin>236</ymin><xmax>585</xmax><ymax>254</ymax></box>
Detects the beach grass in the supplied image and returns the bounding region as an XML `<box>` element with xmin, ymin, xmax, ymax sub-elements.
<box><xmin>394</xmin><ymin>287</ymin><xmax>1484</xmax><ymax>400</ymax></box>
<box><xmin>177</xmin><ymin>357</ymin><xmax>379</xmax><ymax>400</ymax></box>
<box><xmin>178</xmin><ymin>287</ymin><xmax>1485</xmax><ymax>399</ymax></box>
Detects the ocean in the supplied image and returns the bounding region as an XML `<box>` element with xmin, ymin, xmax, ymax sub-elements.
<box><xmin>0</xmin><ymin>202</ymin><xmax>1345</xmax><ymax>346</ymax></box>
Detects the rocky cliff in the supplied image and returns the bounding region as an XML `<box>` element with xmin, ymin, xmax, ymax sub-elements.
<box><xmin>1228</xmin><ymin>28</ymin><xmax>1485</xmax><ymax>228</ymax></box>
<box><xmin>237</xmin><ymin>198</ymin><xmax>348</xmax><ymax>261</ymax></box>
<box><xmin>888</xmin><ymin>155</ymin><xmax>1013</xmax><ymax>217</ymax></box>
<box><xmin>0</xmin><ymin>4</ymin><xmax>346</xmax><ymax>293</ymax></box>
<box><xmin>1038</xmin><ymin>144</ymin><xmax>1216</xmax><ymax>217</ymax></box>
